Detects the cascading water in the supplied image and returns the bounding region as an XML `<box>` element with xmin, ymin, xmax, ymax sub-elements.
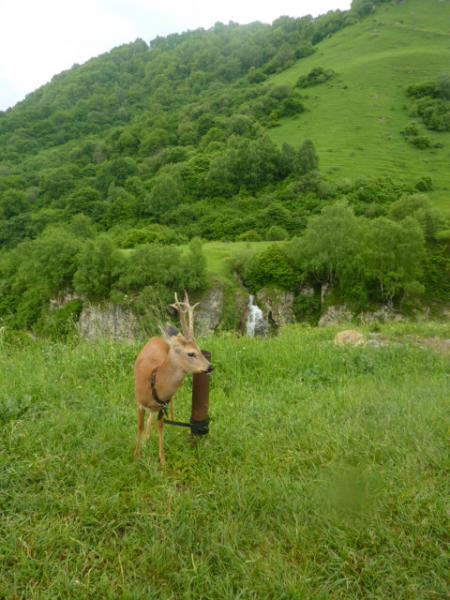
<box><xmin>246</xmin><ymin>295</ymin><xmax>267</xmax><ymax>337</ymax></box>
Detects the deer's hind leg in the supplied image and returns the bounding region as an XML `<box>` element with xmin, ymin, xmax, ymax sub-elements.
<box><xmin>134</xmin><ymin>406</ymin><xmax>145</xmax><ymax>457</ymax></box>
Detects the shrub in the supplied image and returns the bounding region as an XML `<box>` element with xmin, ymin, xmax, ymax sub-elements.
<box><xmin>74</xmin><ymin>237</ymin><xmax>123</xmax><ymax>301</ymax></box>
<box><xmin>296</xmin><ymin>67</ymin><xmax>336</xmax><ymax>89</ymax></box>
<box><xmin>244</xmin><ymin>245</ymin><xmax>297</xmax><ymax>291</ymax></box>
<box><xmin>293</xmin><ymin>292</ymin><xmax>321</xmax><ymax>324</ymax></box>
<box><xmin>265</xmin><ymin>225</ymin><xmax>289</xmax><ymax>241</ymax></box>
<box><xmin>37</xmin><ymin>299</ymin><xmax>83</xmax><ymax>339</ymax></box>
<box><xmin>236</xmin><ymin>230</ymin><xmax>262</xmax><ymax>242</ymax></box>
<box><xmin>115</xmin><ymin>225</ymin><xmax>182</xmax><ymax>248</ymax></box>
<box><xmin>415</xmin><ymin>176</ymin><xmax>433</xmax><ymax>192</ymax></box>
<box><xmin>410</xmin><ymin>135</ymin><xmax>432</xmax><ymax>150</ymax></box>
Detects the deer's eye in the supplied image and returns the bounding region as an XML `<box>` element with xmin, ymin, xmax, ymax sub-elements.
<box><xmin>187</xmin><ymin>352</ymin><xmax>196</xmax><ymax>358</ymax></box>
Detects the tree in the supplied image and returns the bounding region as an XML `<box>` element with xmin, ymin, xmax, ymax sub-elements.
<box><xmin>361</xmin><ymin>217</ymin><xmax>425</xmax><ymax>302</ymax></box>
<box><xmin>297</xmin><ymin>140</ymin><xmax>319</xmax><ymax>175</ymax></box>
<box><xmin>74</xmin><ymin>236</ymin><xmax>122</xmax><ymax>300</ymax></box>
<box><xmin>146</xmin><ymin>172</ymin><xmax>184</xmax><ymax>220</ymax></box>
<box><xmin>293</xmin><ymin>202</ymin><xmax>363</xmax><ymax>290</ymax></box>
<box><xmin>266</xmin><ymin>225</ymin><xmax>289</xmax><ymax>241</ymax></box>
<box><xmin>389</xmin><ymin>194</ymin><xmax>444</xmax><ymax>241</ymax></box>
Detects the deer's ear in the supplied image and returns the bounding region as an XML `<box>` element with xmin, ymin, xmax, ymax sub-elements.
<box><xmin>159</xmin><ymin>325</ymin><xmax>179</xmax><ymax>341</ymax></box>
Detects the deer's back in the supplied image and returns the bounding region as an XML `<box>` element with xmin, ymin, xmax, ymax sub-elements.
<box><xmin>134</xmin><ymin>337</ymin><xmax>169</xmax><ymax>407</ymax></box>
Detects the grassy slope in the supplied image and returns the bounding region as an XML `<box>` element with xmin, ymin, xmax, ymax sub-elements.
<box><xmin>269</xmin><ymin>0</ymin><xmax>450</xmax><ymax>210</ymax></box>
<box><xmin>201</xmin><ymin>241</ymin><xmax>272</xmax><ymax>279</ymax></box>
<box><xmin>1</xmin><ymin>322</ymin><xmax>449</xmax><ymax>598</ymax></box>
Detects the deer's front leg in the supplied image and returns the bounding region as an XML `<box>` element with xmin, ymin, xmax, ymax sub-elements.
<box><xmin>157</xmin><ymin>417</ymin><xmax>165</xmax><ymax>465</ymax></box>
<box><xmin>145</xmin><ymin>412</ymin><xmax>153</xmax><ymax>441</ymax></box>
<box><xmin>134</xmin><ymin>406</ymin><xmax>145</xmax><ymax>457</ymax></box>
<box><xmin>169</xmin><ymin>398</ymin><xmax>174</xmax><ymax>420</ymax></box>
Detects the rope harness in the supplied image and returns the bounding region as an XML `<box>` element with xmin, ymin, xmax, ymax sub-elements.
<box><xmin>150</xmin><ymin>368</ymin><xmax>170</xmax><ymax>419</ymax></box>
<box><xmin>150</xmin><ymin>368</ymin><xmax>208</xmax><ymax>434</ymax></box>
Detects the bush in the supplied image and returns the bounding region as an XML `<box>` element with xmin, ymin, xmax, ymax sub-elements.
<box><xmin>243</xmin><ymin>245</ymin><xmax>297</xmax><ymax>291</ymax></box>
<box><xmin>296</xmin><ymin>67</ymin><xmax>336</xmax><ymax>89</ymax></box>
<box><xmin>236</xmin><ymin>230</ymin><xmax>262</xmax><ymax>242</ymax></box>
<box><xmin>37</xmin><ymin>299</ymin><xmax>83</xmax><ymax>339</ymax></box>
<box><xmin>74</xmin><ymin>237</ymin><xmax>123</xmax><ymax>301</ymax></box>
<box><xmin>410</xmin><ymin>135</ymin><xmax>432</xmax><ymax>150</ymax></box>
<box><xmin>415</xmin><ymin>176</ymin><xmax>433</xmax><ymax>192</ymax></box>
<box><xmin>115</xmin><ymin>225</ymin><xmax>182</xmax><ymax>248</ymax></box>
<box><xmin>265</xmin><ymin>225</ymin><xmax>289</xmax><ymax>241</ymax></box>
<box><xmin>293</xmin><ymin>292</ymin><xmax>321</xmax><ymax>324</ymax></box>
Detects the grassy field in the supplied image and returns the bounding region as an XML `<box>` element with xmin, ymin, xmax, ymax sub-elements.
<box><xmin>1</xmin><ymin>322</ymin><xmax>449</xmax><ymax>598</ymax></box>
<box><xmin>268</xmin><ymin>0</ymin><xmax>450</xmax><ymax>211</ymax></box>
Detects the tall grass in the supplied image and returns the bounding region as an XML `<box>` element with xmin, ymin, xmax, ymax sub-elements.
<box><xmin>1</xmin><ymin>323</ymin><xmax>449</xmax><ymax>598</ymax></box>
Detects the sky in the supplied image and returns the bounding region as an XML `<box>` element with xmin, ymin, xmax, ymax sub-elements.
<box><xmin>0</xmin><ymin>0</ymin><xmax>352</xmax><ymax>111</ymax></box>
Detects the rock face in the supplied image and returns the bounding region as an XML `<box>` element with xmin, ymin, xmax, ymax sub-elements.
<box><xmin>319</xmin><ymin>304</ymin><xmax>353</xmax><ymax>327</ymax></box>
<box><xmin>359</xmin><ymin>306</ymin><xmax>404</xmax><ymax>324</ymax></box>
<box><xmin>78</xmin><ymin>303</ymin><xmax>140</xmax><ymax>341</ymax></box>
<box><xmin>49</xmin><ymin>292</ymin><xmax>81</xmax><ymax>310</ymax></box>
<box><xmin>299</xmin><ymin>285</ymin><xmax>315</xmax><ymax>297</ymax></box>
<box><xmin>195</xmin><ymin>285</ymin><xmax>225</xmax><ymax>337</ymax></box>
<box><xmin>334</xmin><ymin>330</ymin><xmax>367</xmax><ymax>347</ymax></box>
<box><xmin>255</xmin><ymin>288</ymin><xmax>295</xmax><ymax>329</ymax></box>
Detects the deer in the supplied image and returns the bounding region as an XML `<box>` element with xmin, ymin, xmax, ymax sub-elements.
<box><xmin>133</xmin><ymin>292</ymin><xmax>213</xmax><ymax>464</ymax></box>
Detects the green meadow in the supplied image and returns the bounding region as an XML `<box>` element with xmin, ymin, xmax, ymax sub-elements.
<box><xmin>1</xmin><ymin>322</ymin><xmax>449</xmax><ymax>598</ymax></box>
<box><xmin>269</xmin><ymin>0</ymin><xmax>450</xmax><ymax>210</ymax></box>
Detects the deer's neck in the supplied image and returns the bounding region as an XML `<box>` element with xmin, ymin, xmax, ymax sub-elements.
<box><xmin>155</xmin><ymin>349</ymin><xmax>186</xmax><ymax>402</ymax></box>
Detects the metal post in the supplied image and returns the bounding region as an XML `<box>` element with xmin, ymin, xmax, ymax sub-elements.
<box><xmin>190</xmin><ymin>350</ymin><xmax>211</xmax><ymax>436</ymax></box>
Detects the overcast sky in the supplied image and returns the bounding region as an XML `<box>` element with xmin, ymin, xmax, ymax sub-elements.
<box><xmin>0</xmin><ymin>0</ymin><xmax>351</xmax><ymax>111</ymax></box>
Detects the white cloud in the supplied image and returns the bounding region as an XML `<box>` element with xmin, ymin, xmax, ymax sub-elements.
<box><xmin>0</xmin><ymin>0</ymin><xmax>351</xmax><ymax>110</ymax></box>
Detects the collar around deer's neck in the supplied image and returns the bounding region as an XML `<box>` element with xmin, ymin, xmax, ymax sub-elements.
<box><xmin>150</xmin><ymin>368</ymin><xmax>167</xmax><ymax>408</ymax></box>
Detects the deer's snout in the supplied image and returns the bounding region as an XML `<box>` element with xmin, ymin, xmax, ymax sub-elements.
<box><xmin>205</xmin><ymin>364</ymin><xmax>214</xmax><ymax>374</ymax></box>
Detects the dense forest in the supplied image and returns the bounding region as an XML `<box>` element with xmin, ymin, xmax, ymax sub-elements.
<box><xmin>0</xmin><ymin>0</ymin><xmax>448</xmax><ymax>333</ymax></box>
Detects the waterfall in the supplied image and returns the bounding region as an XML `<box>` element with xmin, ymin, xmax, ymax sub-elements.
<box><xmin>246</xmin><ymin>295</ymin><xmax>267</xmax><ymax>337</ymax></box>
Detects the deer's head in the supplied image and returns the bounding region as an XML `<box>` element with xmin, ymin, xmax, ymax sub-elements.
<box><xmin>167</xmin><ymin>333</ymin><xmax>212</xmax><ymax>374</ymax></box>
<box><xmin>165</xmin><ymin>292</ymin><xmax>213</xmax><ymax>375</ymax></box>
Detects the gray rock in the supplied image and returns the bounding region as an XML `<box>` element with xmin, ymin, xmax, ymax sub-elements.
<box><xmin>359</xmin><ymin>306</ymin><xmax>404</xmax><ymax>324</ymax></box>
<box><xmin>255</xmin><ymin>288</ymin><xmax>295</xmax><ymax>329</ymax></box>
<box><xmin>78</xmin><ymin>303</ymin><xmax>140</xmax><ymax>341</ymax></box>
<box><xmin>319</xmin><ymin>304</ymin><xmax>354</xmax><ymax>327</ymax></box>
<box><xmin>299</xmin><ymin>285</ymin><xmax>315</xmax><ymax>297</ymax></box>
<box><xmin>195</xmin><ymin>285</ymin><xmax>225</xmax><ymax>337</ymax></box>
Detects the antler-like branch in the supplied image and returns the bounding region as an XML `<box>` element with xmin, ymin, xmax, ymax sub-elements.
<box><xmin>170</xmin><ymin>291</ymin><xmax>199</xmax><ymax>340</ymax></box>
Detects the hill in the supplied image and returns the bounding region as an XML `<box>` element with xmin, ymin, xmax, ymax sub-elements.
<box><xmin>0</xmin><ymin>0</ymin><xmax>449</xmax><ymax>332</ymax></box>
<box><xmin>269</xmin><ymin>0</ymin><xmax>450</xmax><ymax>210</ymax></box>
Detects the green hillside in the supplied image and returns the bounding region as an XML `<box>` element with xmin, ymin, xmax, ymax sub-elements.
<box><xmin>0</xmin><ymin>0</ymin><xmax>449</xmax><ymax>332</ymax></box>
<box><xmin>270</xmin><ymin>0</ymin><xmax>450</xmax><ymax>209</ymax></box>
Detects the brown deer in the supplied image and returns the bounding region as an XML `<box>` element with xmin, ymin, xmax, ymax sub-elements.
<box><xmin>134</xmin><ymin>292</ymin><xmax>213</xmax><ymax>463</ymax></box>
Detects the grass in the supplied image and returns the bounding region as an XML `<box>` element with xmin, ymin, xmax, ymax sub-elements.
<box><xmin>1</xmin><ymin>322</ymin><xmax>449</xmax><ymax>598</ymax></box>
<box><xmin>268</xmin><ymin>0</ymin><xmax>450</xmax><ymax>211</ymax></box>
<box><xmin>201</xmin><ymin>241</ymin><xmax>272</xmax><ymax>279</ymax></box>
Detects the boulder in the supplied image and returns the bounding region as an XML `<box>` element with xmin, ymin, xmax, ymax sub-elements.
<box><xmin>334</xmin><ymin>329</ymin><xmax>367</xmax><ymax>347</ymax></box>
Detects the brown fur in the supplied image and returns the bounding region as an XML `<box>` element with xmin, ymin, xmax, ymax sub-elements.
<box><xmin>134</xmin><ymin>333</ymin><xmax>212</xmax><ymax>463</ymax></box>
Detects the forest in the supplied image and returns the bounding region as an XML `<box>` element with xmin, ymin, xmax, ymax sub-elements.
<box><xmin>0</xmin><ymin>0</ymin><xmax>448</xmax><ymax>333</ymax></box>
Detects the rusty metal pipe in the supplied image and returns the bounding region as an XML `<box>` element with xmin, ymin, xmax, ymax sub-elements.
<box><xmin>190</xmin><ymin>350</ymin><xmax>211</xmax><ymax>436</ymax></box>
